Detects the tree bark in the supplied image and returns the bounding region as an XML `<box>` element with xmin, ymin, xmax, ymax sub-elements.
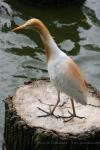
<box><xmin>4</xmin><ymin>78</ymin><xmax>100</xmax><ymax>150</ymax></box>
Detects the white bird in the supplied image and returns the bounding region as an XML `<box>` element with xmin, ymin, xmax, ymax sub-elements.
<box><xmin>12</xmin><ymin>18</ymin><xmax>88</xmax><ymax>121</ymax></box>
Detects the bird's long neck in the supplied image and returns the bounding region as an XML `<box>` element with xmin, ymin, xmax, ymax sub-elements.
<box><xmin>35</xmin><ymin>20</ymin><xmax>60</xmax><ymax>63</ymax></box>
<box><xmin>41</xmin><ymin>35</ymin><xmax>60</xmax><ymax>63</ymax></box>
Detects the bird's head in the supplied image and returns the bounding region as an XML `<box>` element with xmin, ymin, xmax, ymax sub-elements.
<box><xmin>12</xmin><ymin>18</ymin><xmax>40</xmax><ymax>32</ymax></box>
<box><xmin>12</xmin><ymin>18</ymin><xmax>49</xmax><ymax>36</ymax></box>
<box><xmin>12</xmin><ymin>18</ymin><xmax>52</xmax><ymax>62</ymax></box>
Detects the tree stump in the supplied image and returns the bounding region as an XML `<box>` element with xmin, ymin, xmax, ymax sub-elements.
<box><xmin>4</xmin><ymin>78</ymin><xmax>100</xmax><ymax>150</ymax></box>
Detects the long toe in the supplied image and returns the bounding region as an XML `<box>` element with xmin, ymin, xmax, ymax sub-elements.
<box><xmin>37</xmin><ymin>107</ymin><xmax>51</xmax><ymax>117</ymax></box>
<box><xmin>75</xmin><ymin>115</ymin><xmax>86</xmax><ymax>119</ymax></box>
<box><xmin>88</xmin><ymin>104</ymin><xmax>100</xmax><ymax>108</ymax></box>
<box><xmin>37</xmin><ymin>107</ymin><xmax>58</xmax><ymax>118</ymax></box>
<box><xmin>63</xmin><ymin>113</ymin><xmax>86</xmax><ymax>122</ymax></box>
<box><xmin>64</xmin><ymin>116</ymin><xmax>74</xmax><ymax>122</ymax></box>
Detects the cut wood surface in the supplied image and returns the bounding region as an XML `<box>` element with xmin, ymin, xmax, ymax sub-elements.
<box><xmin>4</xmin><ymin>78</ymin><xmax>100</xmax><ymax>150</ymax></box>
<box><xmin>12</xmin><ymin>79</ymin><xmax>100</xmax><ymax>134</ymax></box>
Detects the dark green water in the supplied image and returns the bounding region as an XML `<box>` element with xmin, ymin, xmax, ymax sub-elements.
<box><xmin>0</xmin><ymin>0</ymin><xmax>100</xmax><ymax>148</ymax></box>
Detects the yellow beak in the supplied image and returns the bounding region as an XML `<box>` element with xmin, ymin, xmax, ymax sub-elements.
<box><xmin>11</xmin><ymin>23</ymin><xmax>26</xmax><ymax>32</ymax></box>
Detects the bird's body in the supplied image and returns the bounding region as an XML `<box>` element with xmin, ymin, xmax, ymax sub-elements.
<box><xmin>48</xmin><ymin>53</ymin><xmax>87</xmax><ymax>105</ymax></box>
<box><xmin>43</xmin><ymin>35</ymin><xmax>87</xmax><ymax>105</ymax></box>
<box><xmin>12</xmin><ymin>18</ymin><xmax>88</xmax><ymax>121</ymax></box>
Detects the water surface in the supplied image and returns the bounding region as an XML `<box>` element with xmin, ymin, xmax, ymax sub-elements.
<box><xmin>0</xmin><ymin>0</ymin><xmax>100</xmax><ymax>148</ymax></box>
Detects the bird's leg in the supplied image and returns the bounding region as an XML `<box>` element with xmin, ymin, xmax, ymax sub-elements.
<box><xmin>64</xmin><ymin>98</ymin><xmax>86</xmax><ymax>122</ymax></box>
<box><xmin>37</xmin><ymin>91</ymin><xmax>60</xmax><ymax>118</ymax></box>
<box><xmin>50</xmin><ymin>91</ymin><xmax>60</xmax><ymax>114</ymax></box>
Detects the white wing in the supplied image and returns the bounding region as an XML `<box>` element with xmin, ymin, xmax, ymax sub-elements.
<box><xmin>48</xmin><ymin>56</ymin><xmax>87</xmax><ymax>105</ymax></box>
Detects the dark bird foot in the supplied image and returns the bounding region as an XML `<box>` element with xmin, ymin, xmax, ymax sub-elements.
<box><xmin>64</xmin><ymin>110</ymin><xmax>86</xmax><ymax>122</ymax></box>
<box><xmin>37</xmin><ymin>106</ymin><xmax>69</xmax><ymax>119</ymax></box>
<box><xmin>37</xmin><ymin>107</ymin><xmax>59</xmax><ymax>118</ymax></box>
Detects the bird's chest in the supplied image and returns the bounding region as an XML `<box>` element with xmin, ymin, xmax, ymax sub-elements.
<box><xmin>47</xmin><ymin>59</ymin><xmax>67</xmax><ymax>90</ymax></box>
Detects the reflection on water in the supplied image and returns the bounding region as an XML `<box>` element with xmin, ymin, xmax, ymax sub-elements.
<box><xmin>0</xmin><ymin>0</ymin><xmax>100</xmax><ymax>148</ymax></box>
<box><xmin>0</xmin><ymin>32</ymin><xmax>37</xmax><ymax>50</ymax></box>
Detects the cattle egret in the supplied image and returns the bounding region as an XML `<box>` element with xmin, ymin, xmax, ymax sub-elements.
<box><xmin>12</xmin><ymin>18</ymin><xmax>88</xmax><ymax>122</ymax></box>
